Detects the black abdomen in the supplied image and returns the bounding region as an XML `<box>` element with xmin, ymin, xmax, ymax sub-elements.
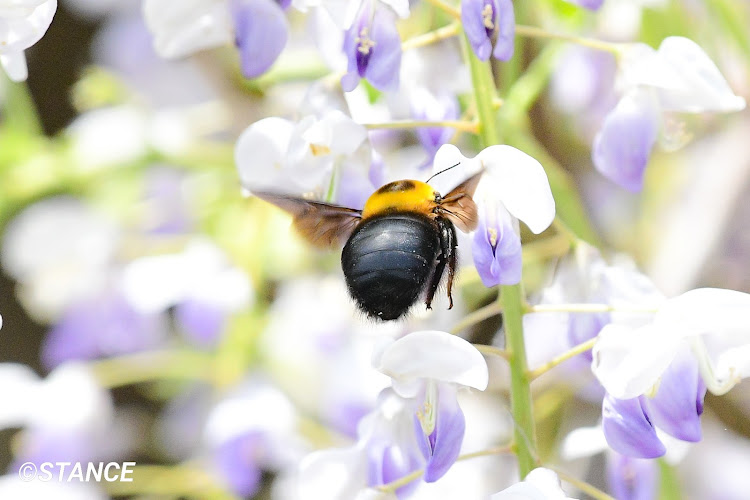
<box><xmin>341</xmin><ymin>213</ymin><xmax>441</xmax><ymax>320</ymax></box>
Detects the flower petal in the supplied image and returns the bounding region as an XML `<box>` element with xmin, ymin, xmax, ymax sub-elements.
<box><xmin>564</xmin><ymin>0</ymin><xmax>604</xmax><ymax>9</ymax></box>
<box><xmin>476</xmin><ymin>145</ymin><xmax>555</xmax><ymax>233</ymax></box>
<box><xmin>592</xmin><ymin>324</ymin><xmax>680</xmax><ymax>400</ymax></box>
<box><xmin>472</xmin><ymin>204</ymin><xmax>522</xmax><ymax>287</ymax></box>
<box><xmin>607</xmin><ymin>453</ymin><xmax>658</xmax><ymax>500</ymax></box>
<box><xmin>374</xmin><ymin>331</ymin><xmax>488</xmax><ymax>391</ymax></box>
<box><xmin>421</xmin><ymin>385</ymin><xmax>465</xmax><ymax>482</ymax></box>
<box><xmin>361</xmin><ymin>4</ymin><xmax>401</xmax><ymax>92</ymax></box>
<box><xmin>235</xmin><ymin>117</ymin><xmax>294</xmax><ymax>192</ymax></box>
<box><xmin>0</xmin><ymin>52</ymin><xmax>28</xmax><ymax>81</ymax></box>
<box><xmin>492</xmin><ymin>0</ymin><xmax>515</xmax><ymax>62</ymax></box>
<box><xmin>461</xmin><ymin>0</ymin><xmax>493</xmax><ymax>62</ymax></box>
<box><xmin>642</xmin><ymin>347</ymin><xmax>705</xmax><ymax>442</ymax></box>
<box><xmin>653</xmin><ymin>37</ymin><xmax>746</xmax><ymax>112</ymax></box>
<box><xmin>232</xmin><ymin>0</ymin><xmax>288</xmax><ymax>79</ymax></box>
<box><xmin>592</xmin><ymin>89</ymin><xmax>660</xmax><ymax>192</ymax></box>
<box><xmin>142</xmin><ymin>0</ymin><xmax>233</xmax><ymax>59</ymax></box>
<box><xmin>491</xmin><ymin>467</ymin><xmax>570</xmax><ymax>500</ymax></box>
<box><xmin>602</xmin><ymin>394</ymin><xmax>666</xmax><ymax>458</ymax></box>
<box><xmin>298</xmin><ymin>447</ymin><xmax>368</xmax><ymax>500</ymax></box>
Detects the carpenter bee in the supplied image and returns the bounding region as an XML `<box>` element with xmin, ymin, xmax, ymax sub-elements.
<box><xmin>254</xmin><ymin>166</ymin><xmax>482</xmax><ymax>320</ymax></box>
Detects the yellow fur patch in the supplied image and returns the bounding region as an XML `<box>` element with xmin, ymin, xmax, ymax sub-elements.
<box><xmin>361</xmin><ymin>180</ymin><xmax>437</xmax><ymax>219</ymax></box>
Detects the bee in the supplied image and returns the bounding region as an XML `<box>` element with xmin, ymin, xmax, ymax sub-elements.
<box><xmin>254</xmin><ymin>166</ymin><xmax>482</xmax><ymax>320</ymax></box>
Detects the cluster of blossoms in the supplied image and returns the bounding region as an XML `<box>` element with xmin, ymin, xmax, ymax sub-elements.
<box><xmin>1</xmin><ymin>0</ymin><xmax>749</xmax><ymax>499</ymax></box>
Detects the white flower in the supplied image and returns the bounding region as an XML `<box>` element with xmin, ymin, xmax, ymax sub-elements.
<box><xmin>1</xmin><ymin>197</ymin><xmax>119</xmax><ymax>322</ymax></box>
<box><xmin>432</xmin><ymin>144</ymin><xmax>555</xmax><ymax>236</ymax></box>
<box><xmin>0</xmin><ymin>362</ymin><xmax>113</xmax><ymax>433</ymax></box>
<box><xmin>235</xmin><ymin>110</ymin><xmax>369</xmax><ymax>198</ymax></box>
<box><xmin>491</xmin><ymin>468</ymin><xmax>577</xmax><ymax>500</ymax></box>
<box><xmin>619</xmin><ymin>36</ymin><xmax>746</xmax><ymax>113</ymax></box>
<box><xmin>121</xmin><ymin>237</ymin><xmax>252</xmax><ymax>314</ymax></box>
<box><xmin>142</xmin><ymin>0</ymin><xmax>233</xmax><ymax>59</ymax></box>
<box><xmin>592</xmin><ymin>288</ymin><xmax>750</xmax><ymax>399</ymax></box>
<box><xmin>0</xmin><ymin>0</ymin><xmax>57</xmax><ymax>81</ymax></box>
<box><xmin>431</xmin><ymin>144</ymin><xmax>555</xmax><ymax>287</ymax></box>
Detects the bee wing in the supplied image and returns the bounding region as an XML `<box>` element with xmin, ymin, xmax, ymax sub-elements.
<box><xmin>439</xmin><ymin>170</ymin><xmax>483</xmax><ymax>233</ymax></box>
<box><xmin>254</xmin><ymin>192</ymin><xmax>362</xmax><ymax>248</ymax></box>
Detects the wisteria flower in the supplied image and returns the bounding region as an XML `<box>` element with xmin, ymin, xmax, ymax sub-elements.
<box><xmin>1</xmin><ymin>197</ymin><xmax>119</xmax><ymax>322</ymax></box>
<box><xmin>142</xmin><ymin>0</ymin><xmax>288</xmax><ymax>78</ymax></box>
<box><xmin>0</xmin><ymin>0</ymin><xmax>57</xmax><ymax>81</ymax></box>
<box><xmin>592</xmin><ymin>288</ymin><xmax>750</xmax><ymax>399</ymax></box>
<box><xmin>431</xmin><ymin>144</ymin><xmax>555</xmax><ymax>287</ymax></box>
<box><xmin>524</xmin><ymin>243</ymin><xmax>664</xmax><ymax>372</ymax></box>
<box><xmin>593</xmin><ymin>36</ymin><xmax>746</xmax><ymax>191</ymax></box>
<box><xmin>562</xmin><ymin>426</ymin><xmax>659</xmax><ymax>498</ymax></box>
<box><xmin>601</xmin><ymin>346</ymin><xmax>706</xmax><ymax>458</ymax></box>
<box><xmin>235</xmin><ymin>110</ymin><xmax>370</xmax><ymax>202</ymax></box>
<box><xmin>461</xmin><ymin>0</ymin><xmax>515</xmax><ymax>62</ymax></box>
<box><xmin>121</xmin><ymin>238</ymin><xmax>253</xmax><ymax>347</ymax></box>
<box><xmin>298</xmin><ymin>331</ymin><xmax>488</xmax><ymax>498</ymax></box>
<box><xmin>341</xmin><ymin>0</ymin><xmax>402</xmax><ymax>92</ymax></box>
<box><xmin>374</xmin><ymin>330</ymin><xmax>489</xmax><ymax>482</ymax></box>
<box><xmin>491</xmin><ymin>467</ymin><xmax>575</xmax><ymax>499</ymax></box>
<box><xmin>411</xmin><ymin>89</ymin><xmax>460</xmax><ymax>168</ymax></box>
<box><xmin>204</xmin><ymin>379</ymin><xmax>301</xmax><ymax>497</ymax></box>
<box><xmin>564</xmin><ymin>0</ymin><xmax>604</xmax><ymax>9</ymax></box>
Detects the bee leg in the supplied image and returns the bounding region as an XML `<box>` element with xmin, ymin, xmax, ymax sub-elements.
<box><xmin>425</xmin><ymin>218</ymin><xmax>457</xmax><ymax>310</ymax></box>
<box><xmin>424</xmin><ymin>253</ymin><xmax>446</xmax><ymax>310</ymax></box>
<box><xmin>441</xmin><ymin>219</ymin><xmax>457</xmax><ymax>310</ymax></box>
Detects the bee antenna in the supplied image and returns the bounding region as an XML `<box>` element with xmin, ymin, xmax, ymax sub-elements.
<box><xmin>425</xmin><ymin>162</ymin><xmax>460</xmax><ymax>184</ymax></box>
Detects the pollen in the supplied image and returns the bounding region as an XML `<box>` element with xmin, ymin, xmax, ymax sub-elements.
<box><xmin>356</xmin><ymin>27</ymin><xmax>376</xmax><ymax>55</ymax></box>
<box><xmin>488</xmin><ymin>227</ymin><xmax>498</xmax><ymax>247</ymax></box>
<box><xmin>309</xmin><ymin>143</ymin><xmax>331</xmax><ymax>156</ymax></box>
<box><xmin>482</xmin><ymin>4</ymin><xmax>495</xmax><ymax>30</ymax></box>
<box><xmin>416</xmin><ymin>401</ymin><xmax>436</xmax><ymax>436</ymax></box>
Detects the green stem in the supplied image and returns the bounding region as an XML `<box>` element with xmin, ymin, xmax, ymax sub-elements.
<box><xmin>3</xmin><ymin>79</ymin><xmax>43</xmax><ymax>136</ymax></box>
<box><xmin>462</xmin><ymin>32</ymin><xmax>538</xmax><ymax>478</ymax></box>
<box><xmin>90</xmin><ymin>350</ymin><xmax>216</xmax><ymax>388</ymax></box>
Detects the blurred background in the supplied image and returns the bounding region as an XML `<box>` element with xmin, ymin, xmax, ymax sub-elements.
<box><xmin>1</xmin><ymin>0</ymin><xmax>749</xmax><ymax>499</ymax></box>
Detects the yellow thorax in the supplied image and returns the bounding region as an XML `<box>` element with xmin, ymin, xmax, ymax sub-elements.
<box><xmin>361</xmin><ymin>180</ymin><xmax>437</xmax><ymax>219</ymax></box>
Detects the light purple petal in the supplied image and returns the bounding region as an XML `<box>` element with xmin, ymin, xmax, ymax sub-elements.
<box><xmin>461</xmin><ymin>0</ymin><xmax>495</xmax><ymax>61</ymax></box>
<box><xmin>565</xmin><ymin>0</ymin><xmax>605</xmax><ymax>10</ymax></box>
<box><xmin>602</xmin><ymin>393</ymin><xmax>666</xmax><ymax>458</ymax></box>
<box><xmin>642</xmin><ymin>349</ymin><xmax>705</xmax><ymax>442</ymax></box>
<box><xmin>42</xmin><ymin>293</ymin><xmax>165</xmax><ymax>369</ymax></box>
<box><xmin>471</xmin><ymin>208</ymin><xmax>522</xmax><ymax>287</ymax></box>
<box><xmin>175</xmin><ymin>299</ymin><xmax>226</xmax><ymax>348</ymax></box>
<box><xmin>422</xmin><ymin>385</ymin><xmax>465</xmax><ymax>482</ymax></box>
<box><xmin>214</xmin><ymin>432</ymin><xmax>264</xmax><ymax>498</ymax></box>
<box><xmin>413</xmin><ymin>92</ymin><xmax>460</xmax><ymax>159</ymax></box>
<box><xmin>592</xmin><ymin>89</ymin><xmax>660</xmax><ymax>192</ymax></box>
<box><xmin>606</xmin><ymin>453</ymin><xmax>658</xmax><ymax>500</ymax></box>
<box><xmin>232</xmin><ymin>0</ymin><xmax>289</xmax><ymax>79</ymax></box>
<box><xmin>492</xmin><ymin>0</ymin><xmax>515</xmax><ymax>61</ymax></box>
<box><xmin>362</xmin><ymin>5</ymin><xmax>402</xmax><ymax>92</ymax></box>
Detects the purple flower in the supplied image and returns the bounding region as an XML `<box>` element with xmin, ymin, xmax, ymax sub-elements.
<box><xmin>602</xmin><ymin>351</ymin><xmax>706</xmax><ymax>458</ymax></box>
<box><xmin>607</xmin><ymin>453</ymin><xmax>658</xmax><ymax>500</ymax></box>
<box><xmin>341</xmin><ymin>0</ymin><xmax>402</xmax><ymax>92</ymax></box>
<box><xmin>592</xmin><ymin>89</ymin><xmax>660</xmax><ymax>192</ymax></box>
<box><xmin>213</xmin><ymin>432</ymin><xmax>265</xmax><ymax>498</ymax></box>
<box><xmin>461</xmin><ymin>0</ymin><xmax>515</xmax><ymax>62</ymax></box>
<box><xmin>642</xmin><ymin>349</ymin><xmax>706</xmax><ymax>442</ymax></box>
<box><xmin>472</xmin><ymin>205</ymin><xmax>522</xmax><ymax>287</ymax></box>
<box><xmin>412</xmin><ymin>91</ymin><xmax>460</xmax><ymax>167</ymax></box>
<box><xmin>231</xmin><ymin>0</ymin><xmax>289</xmax><ymax>79</ymax></box>
<box><xmin>413</xmin><ymin>385</ymin><xmax>466</xmax><ymax>482</ymax></box>
<box><xmin>564</xmin><ymin>0</ymin><xmax>605</xmax><ymax>9</ymax></box>
<box><xmin>42</xmin><ymin>292</ymin><xmax>165</xmax><ymax>369</ymax></box>
<box><xmin>175</xmin><ymin>299</ymin><xmax>226</xmax><ymax>348</ymax></box>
